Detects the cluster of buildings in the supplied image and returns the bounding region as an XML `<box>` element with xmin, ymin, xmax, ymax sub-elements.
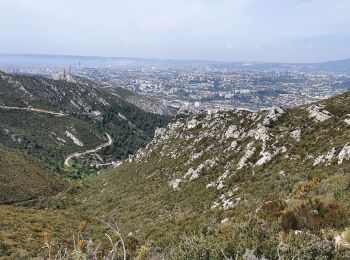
<box><xmin>2</xmin><ymin>64</ymin><xmax>350</xmax><ymax>111</ymax></box>
<box><xmin>73</xmin><ymin>67</ymin><xmax>350</xmax><ymax>111</ymax></box>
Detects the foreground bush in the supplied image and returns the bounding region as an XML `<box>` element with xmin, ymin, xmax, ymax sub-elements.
<box><xmin>168</xmin><ymin>218</ymin><xmax>350</xmax><ymax>260</ymax></box>
<box><xmin>281</xmin><ymin>199</ymin><xmax>348</xmax><ymax>232</ymax></box>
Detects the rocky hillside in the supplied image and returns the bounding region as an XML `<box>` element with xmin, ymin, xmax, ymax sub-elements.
<box><xmin>0</xmin><ymin>71</ymin><xmax>171</xmax><ymax>171</ymax></box>
<box><xmin>2</xmin><ymin>71</ymin><xmax>173</xmax><ymax>116</ymax></box>
<box><xmin>76</xmin><ymin>92</ymin><xmax>350</xmax><ymax>258</ymax></box>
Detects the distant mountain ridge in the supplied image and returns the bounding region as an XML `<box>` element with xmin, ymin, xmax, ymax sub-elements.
<box><xmin>315</xmin><ymin>58</ymin><xmax>350</xmax><ymax>71</ymax></box>
<box><xmin>1</xmin><ymin>53</ymin><xmax>350</xmax><ymax>71</ymax></box>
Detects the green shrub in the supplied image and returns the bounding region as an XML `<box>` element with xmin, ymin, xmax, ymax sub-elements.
<box><xmin>282</xmin><ymin>231</ymin><xmax>335</xmax><ymax>259</ymax></box>
<box><xmin>0</xmin><ymin>240</ymin><xmax>11</xmax><ymax>256</ymax></box>
<box><xmin>256</xmin><ymin>199</ymin><xmax>286</xmax><ymax>222</ymax></box>
<box><xmin>137</xmin><ymin>245</ymin><xmax>150</xmax><ymax>260</ymax></box>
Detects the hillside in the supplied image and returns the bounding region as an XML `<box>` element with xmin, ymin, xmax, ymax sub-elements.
<box><xmin>74</xmin><ymin>92</ymin><xmax>350</xmax><ymax>258</ymax></box>
<box><xmin>0</xmin><ymin>71</ymin><xmax>171</xmax><ymax>172</ymax></box>
<box><xmin>3</xmin><ymin>88</ymin><xmax>350</xmax><ymax>258</ymax></box>
<box><xmin>0</xmin><ymin>71</ymin><xmax>172</xmax><ymax>116</ymax></box>
<box><xmin>0</xmin><ymin>144</ymin><xmax>66</xmax><ymax>204</ymax></box>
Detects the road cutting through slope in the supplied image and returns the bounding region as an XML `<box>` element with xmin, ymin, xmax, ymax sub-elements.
<box><xmin>64</xmin><ymin>133</ymin><xmax>113</xmax><ymax>166</ymax></box>
<box><xmin>0</xmin><ymin>105</ymin><xmax>66</xmax><ymax>116</ymax></box>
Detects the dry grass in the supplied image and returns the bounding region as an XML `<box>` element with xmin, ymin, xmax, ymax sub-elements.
<box><xmin>0</xmin><ymin>145</ymin><xmax>66</xmax><ymax>203</ymax></box>
<box><xmin>0</xmin><ymin>205</ymin><xmax>80</xmax><ymax>258</ymax></box>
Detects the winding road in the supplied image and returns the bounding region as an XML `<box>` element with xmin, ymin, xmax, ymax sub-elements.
<box><xmin>0</xmin><ymin>105</ymin><xmax>113</xmax><ymax>167</ymax></box>
<box><xmin>64</xmin><ymin>132</ymin><xmax>113</xmax><ymax>166</ymax></box>
<box><xmin>0</xmin><ymin>105</ymin><xmax>66</xmax><ymax>116</ymax></box>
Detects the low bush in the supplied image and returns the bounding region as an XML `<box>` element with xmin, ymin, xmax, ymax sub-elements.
<box><xmin>256</xmin><ymin>199</ymin><xmax>286</xmax><ymax>222</ymax></box>
<box><xmin>0</xmin><ymin>240</ymin><xmax>11</xmax><ymax>257</ymax></box>
<box><xmin>281</xmin><ymin>199</ymin><xmax>348</xmax><ymax>232</ymax></box>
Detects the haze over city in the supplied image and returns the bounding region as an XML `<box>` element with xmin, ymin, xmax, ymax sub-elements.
<box><xmin>1</xmin><ymin>0</ymin><xmax>350</xmax><ymax>62</ymax></box>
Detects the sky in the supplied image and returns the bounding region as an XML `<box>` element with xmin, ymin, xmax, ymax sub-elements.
<box><xmin>0</xmin><ymin>0</ymin><xmax>349</xmax><ymax>63</ymax></box>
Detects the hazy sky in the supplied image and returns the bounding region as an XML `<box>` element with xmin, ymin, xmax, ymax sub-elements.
<box><xmin>0</xmin><ymin>0</ymin><xmax>349</xmax><ymax>62</ymax></box>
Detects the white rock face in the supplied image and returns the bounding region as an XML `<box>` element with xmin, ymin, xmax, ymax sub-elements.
<box><xmin>118</xmin><ymin>113</ymin><xmax>135</xmax><ymax>127</ymax></box>
<box><xmin>247</xmin><ymin>125</ymin><xmax>269</xmax><ymax>144</ymax></box>
<box><xmin>338</xmin><ymin>143</ymin><xmax>350</xmax><ymax>164</ymax></box>
<box><xmin>290</xmin><ymin>128</ymin><xmax>301</xmax><ymax>141</ymax></box>
<box><xmin>65</xmin><ymin>131</ymin><xmax>84</xmax><ymax>147</ymax></box>
<box><xmin>185</xmin><ymin>158</ymin><xmax>218</xmax><ymax>181</ymax></box>
<box><xmin>255</xmin><ymin>151</ymin><xmax>273</xmax><ymax>166</ymax></box>
<box><xmin>70</xmin><ymin>100</ymin><xmax>80</xmax><ymax>109</ymax></box>
<box><xmin>279</xmin><ymin>171</ymin><xmax>286</xmax><ymax>176</ymax></box>
<box><xmin>262</xmin><ymin>107</ymin><xmax>284</xmax><ymax>126</ymax></box>
<box><xmin>187</xmin><ymin>151</ymin><xmax>203</xmax><ymax>164</ymax></box>
<box><xmin>57</xmin><ymin>137</ymin><xmax>67</xmax><ymax>143</ymax></box>
<box><xmin>91</xmin><ymin>111</ymin><xmax>102</xmax><ymax>117</ymax></box>
<box><xmin>313</xmin><ymin>148</ymin><xmax>336</xmax><ymax>166</ymax></box>
<box><xmin>211</xmin><ymin>191</ymin><xmax>241</xmax><ymax>210</ymax></box>
<box><xmin>231</xmin><ymin>141</ymin><xmax>239</xmax><ymax>150</ymax></box>
<box><xmin>184</xmin><ymin>167</ymin><xmax>194</xmax><ymax>178</ymax></box>
<box><xmin>187</xmin><ymin>119</ymin><xmax>198</xmax><ymax>129</ymax></box>
<box><xmin>10</xmin><ymin>135</ymin><xmax>22</xmax><ymax>143</ymax></box>
<box><xmin>222</xmin><ymin>140</ymin><xmax>241</xmax><ymax>154</ymax></box>
<box><xmin>221</xmin><ymin>218</ymin><xmax>229</xmax><ymax>224</ymax></box>
<box><xmin>118</xmin><ymin>113</ymin><xmax>128</xmax><ymax>121</ymax></box>
<box><xmin>307</xmin><ymin>105</ymin><xmax>332</xmax><ymax>122</ymax></box>
<box><xmin>211</xmin><ymin>201</ymin><xmax>220</xmax><ymax>209</ymax></box>
<box><xmin>125</xmin><ymin>94</ymin><xmax>172</xmax><ymax>116</ymax></box>
<box><xmin>225</xmin><ymin>125</ymin><xmax>238</xmax><ymax>139</ymax></box>
<box><xmin>216</xmin><ymin>170</ymin><xmax>231</xmax><ymax>190</ymax></box>
<box><xmin>253</xmin><ymin>125</ymin><xmax>269</xmax><ymax>142</ymax></box>
<box><xmin>222</xmin><ymin>197</ymin><xmax>239</xmax><ymax>210</ymax></box>
<box><xmin>237</xmin><ymin>142</ymin><xmax>256</xmax><ymax>169</ymax></box>
<box><xmin>169</xmin><ymin>179</ymin><xmax>182</xmax><ymax>190</ymax></box>
<box><xmin>344</xmin><ymin>115</ymin><xmax>350</xmax><ymax>125</ymax></box>
<box><xmin>19</xmin><ymin>85</ymin><xmax>31</xmax><ymax>96</ymax></box>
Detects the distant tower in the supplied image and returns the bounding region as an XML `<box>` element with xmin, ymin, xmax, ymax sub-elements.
<box><xmin>63</xmin><ymin>69</ymin><xmax>66</xmax><ymax>78</ymax></box>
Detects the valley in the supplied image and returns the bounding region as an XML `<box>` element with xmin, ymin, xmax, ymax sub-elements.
<box><xmin>1</xmin><ymin>70</ymin><xmax>350</xmax><ymax>259</ymax></box>
<box><xmin>0</xmin><ymin>71</ymin><xmax>171</xmax><ymax>172</ymax></box>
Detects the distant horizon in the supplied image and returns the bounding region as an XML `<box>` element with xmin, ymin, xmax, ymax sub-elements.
<box><xmin>1</xmin><ymin>52</ymin><xmax>349</xmax><ymax>65</ymax></box>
